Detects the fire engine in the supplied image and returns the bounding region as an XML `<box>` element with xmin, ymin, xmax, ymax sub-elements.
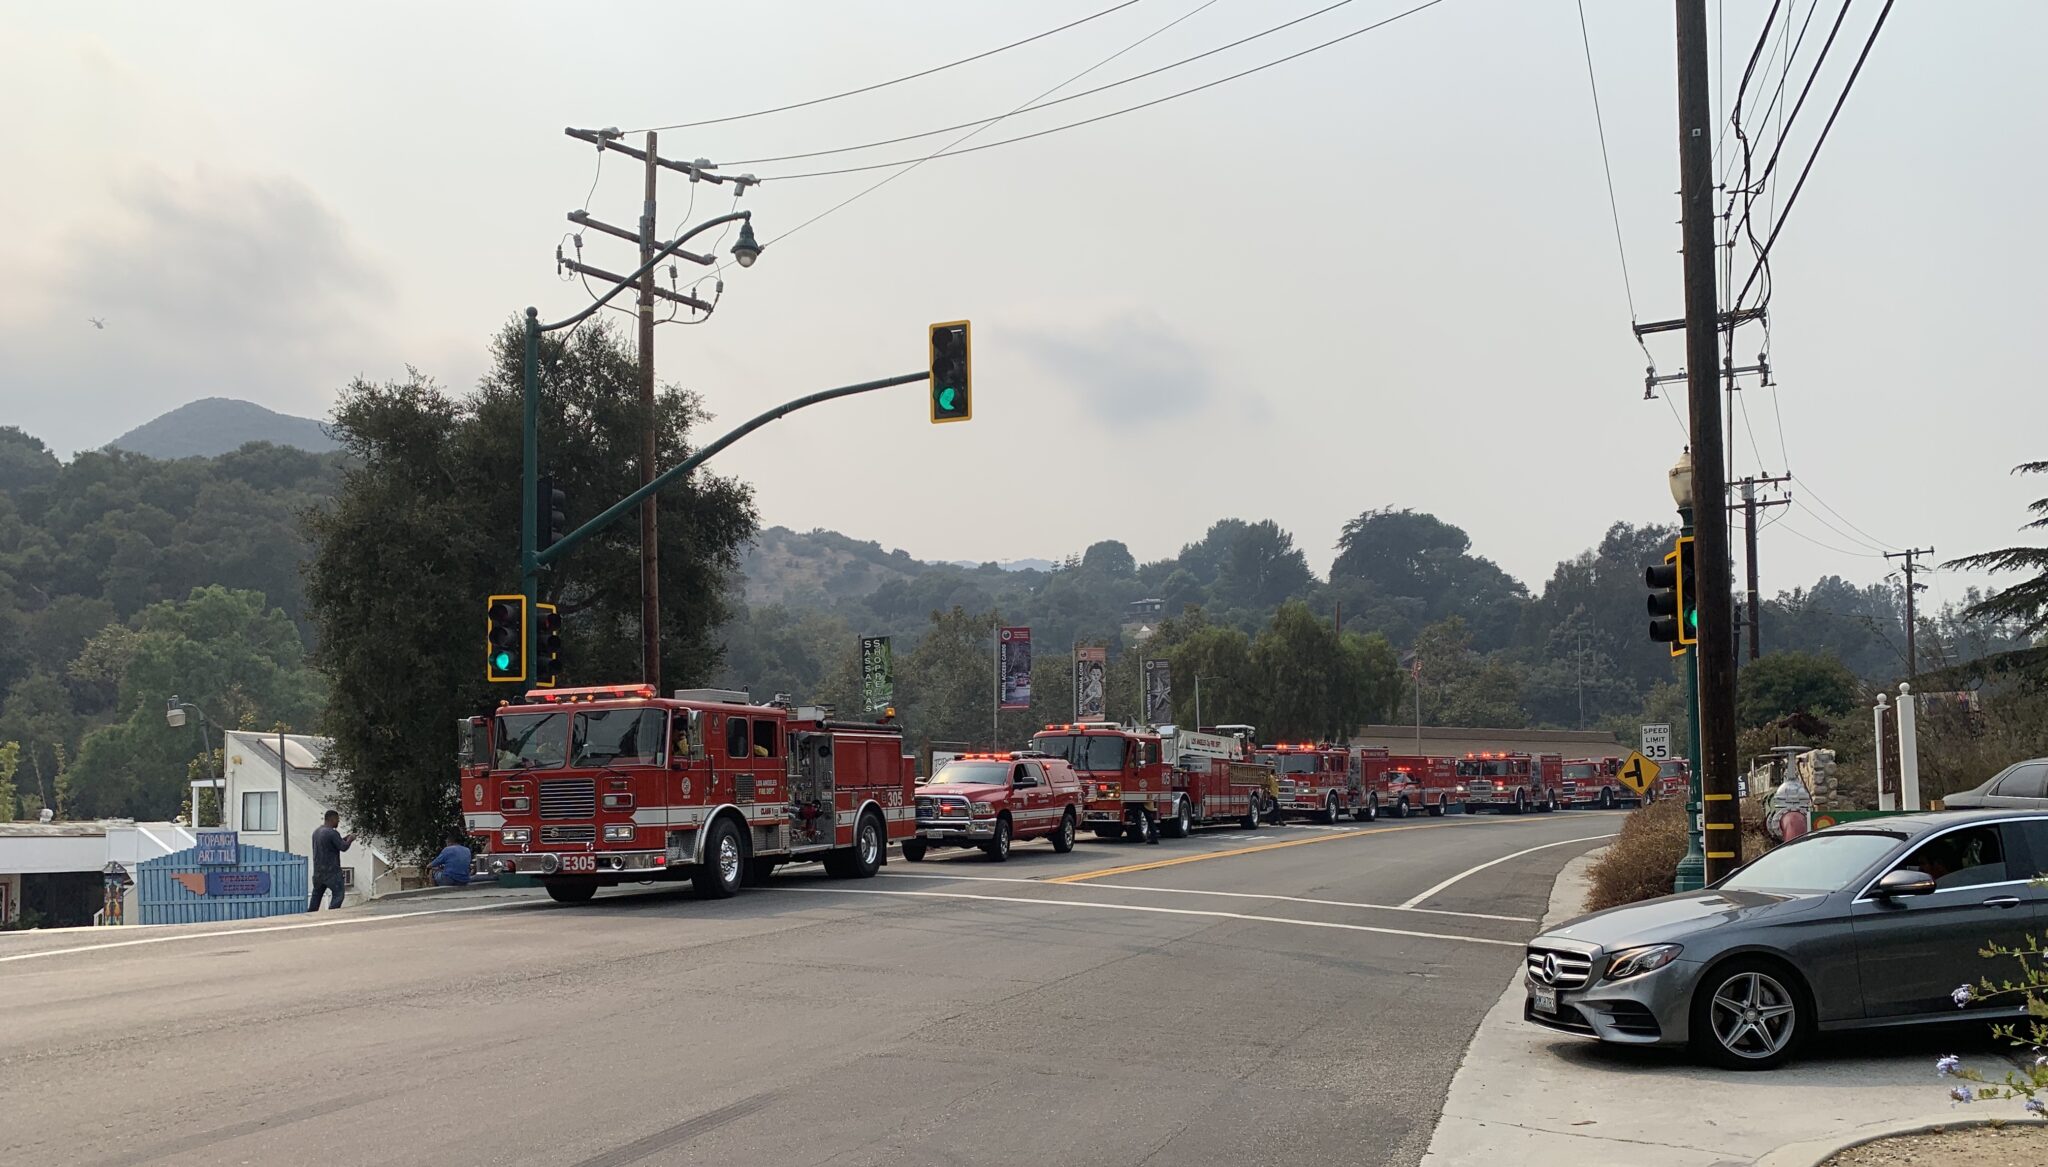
<box><xmin>1029</xmin><ymin>724</ymin><xmax>1274</xmax><ymax>841</ymax></box>
<box><xmin>462</xmin><ymin>686</ymin><xmax>917</xmax><ymax>903</ymax></box>
<box><xmin>1360</xmin><ymin>752</ymin><xmax>1462</xmax><ymax>818</ymax></box>
<box><xmin>1456</xmin><ymin>751</ymin><xmax>1562</xmax><ymax>814</ymax></box>
<box><xmin>1253</xmin><ymin>742</ymin><xmax>1361</xmax><ymax>823</ymax></box>
<box><xmin>1559</xmin><ymin>757</ymin><xmax>1641</xmax><ymax>809</ymax></box>
<box><xmin>904</xmin><ymin>752</ymin><xmax>1082</xmax><ymax>862</ymax></box>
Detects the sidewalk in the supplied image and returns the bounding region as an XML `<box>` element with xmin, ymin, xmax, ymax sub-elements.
<box><xmin>1420</xmin><ymin>850</ymin><xmax>2011</xmax><ymax>1167</ymax></box>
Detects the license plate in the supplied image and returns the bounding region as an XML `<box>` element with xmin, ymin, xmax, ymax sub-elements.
<box><xmin>1530</xmin><ymin>986</ymin><xmax>1557</xmax><ymax>1015</ymax></box>
<box><xmin>559</xmin><ymin>854</ymin><xmax>596</xmax><ymax>873</ymax></box>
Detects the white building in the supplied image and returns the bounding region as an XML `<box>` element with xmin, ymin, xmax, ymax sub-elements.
<box><xmin>0</xmin><ymin>820</ymin><xmax>194</xmax><ymax>928</ymax></box>
<box><xmin>219</xmin><ymin>731</ymin><xmax>403</xmax><ymax>905</ymax></box>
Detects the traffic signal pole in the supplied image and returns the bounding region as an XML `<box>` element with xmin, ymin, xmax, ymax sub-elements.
<box><xmin>1674</xmin><ymin>0</ymin><xmax>1741</xmax><ymax>882</ymax></box>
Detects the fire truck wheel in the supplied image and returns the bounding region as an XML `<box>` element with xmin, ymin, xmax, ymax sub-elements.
<box><xmin>742</xmin><ymin>857</ymin><xmax>778</xmax><ymax>887</ymax></box>
<box><xmin>543</xmin><ymin>880</ymin><xmax>596</xmax><ymax>904</ymax></box>
<box><xmin>1360</xmin><ymin>795</ymin><xmax>1378</xmax><ymax>823</ymax></box>
<box><xmin>1540</xmin><ymin>794</ymin><xmax>1557</xmax><ymax>814</ymax></box>
<box><xmin>1600</xmin><ymin>789</ymin><xmax>1615</xmax><ymax>810</ymax></box>
<box><xmin>693</xmin><ymin>819</ymin><xmax>746</xmax><ymax>898</ymax></box>
<box><xmin>1428</xmin><ymin>796</ymin><xmax>1446</xmax><ymax>817</ymax></box>
<box><xmin>1510</xmin><ymin>791</ymin><xmax>1527</xmax><ymax>816</ymax></box>
<box><xmin>1093</xmin><ymin>827</ymin><xmax>1126</xmax><ymax>841</ymax></box>
<box><xmin>1163</xmin><ymin>798</ymin><xmax>1192</xmax><ymax>839</ymax></box>
<box><xmin>901</xmin><ymin>840</ymin><xmax>929</xmax><ymax>862</ymax></box>
<box><xmin>1050</xmin><ymin>811</ymin><xmax>1077</xmax><ymax>853</ymax></box>
<box><xmin>1242</xmin><ymin>799</ymin><xmax>1262</xmax><ymax>830</ymax></box>
<box><xmin>825</xmin><ymin>811</ymin><xmax>885</xmax><ymax>878</ymax></box>
<box><xmin>982</xmin><ymin>816</ymin><xmax>1013</xmax><ymax>862</ymax></box>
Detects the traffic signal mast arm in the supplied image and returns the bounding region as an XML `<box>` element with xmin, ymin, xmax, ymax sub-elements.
<box><xmin>535</xmin><ymin>370</ymin><xmax>931</xmax><ymax>567</ymax></box>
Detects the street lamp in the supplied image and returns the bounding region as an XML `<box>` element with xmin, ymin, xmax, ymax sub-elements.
<box><xmin>1668</xmin><ymin>448</ymin><xmax>1709</xmax><ymax>893</ymax></box>
<box><xmin>166</xmin><ymin>696</ymin><xmax>223</xmax><ymax>828</ymax></box>
<box><xmin>730</xmin><ymin>221</ymin><xmax>762</xmax><ymax>268</ymax></box>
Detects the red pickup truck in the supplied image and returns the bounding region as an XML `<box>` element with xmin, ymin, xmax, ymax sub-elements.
<box><xmin>905</xmin><ymin>752</ymin><xmax>1083</xmax><ymax>862</ymax></box>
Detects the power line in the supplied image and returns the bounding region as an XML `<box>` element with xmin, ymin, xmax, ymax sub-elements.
<box><xmin>1732</xmin><ymin>0</ymin><xmax>1894</xmax><ymax>309</ymax></box>
<box><xmin>626</xmin><ymin>1</ymin><xmax>1145</xmax><ymax>132</ymax></box>
<box><xmin>1774</xmin><ymin>520</ymin><xmax>1886</xmax><ymax>559</ymax></box>
<box><xmin>758</xmin><ymin>0</ymin><xmax>1451</xmax><ymax>183</ymax></box>
<box><xmin>1792</xmin><ymin>472</ymin><xmax>1898</xmax><ymax>551</ymax></box>
<box><xmin>724</xmin><ymin>0</ymin><xmax>1378</xmax><ymax>169</ymax></box>
<box><xmin>767</xmin><ymin>0</ymin><xmax>1233</xmax><ymax>248</ymax></box>
<box><xmin>1573</xmin><ymin>0</ymin><xmax>1640</xmax><ymax>323</ymax></box>
<box><xmin>1792</xmin><ymin>498</ymin><xmax>1891</xmax><ymax>554</ymax></box>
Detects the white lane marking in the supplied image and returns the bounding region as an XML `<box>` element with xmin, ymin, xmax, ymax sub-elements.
<box><xmin>766</xmin><ymin>886</ymin><xmax>1524</xmax><ymax>948</ymax></box>
<box><xmin>0</xmin><ymin>898</ymin><xmax>549</xmax><ymax>965</ymax></box>
<box><xmin>1397</xmin><ymin>834</ymin><xmax>1618</xmax><ymax>910</ymax></box>
<box><xmin>877</xmin><ymin>872</ymin><xmax>1536</xmax><ymax>923</ymax></box>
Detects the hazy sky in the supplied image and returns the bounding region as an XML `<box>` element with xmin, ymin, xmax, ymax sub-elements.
<box><xmin>3</xmin><ymin>1</ymin><xmax>2042</xmax><ymax>603</ymax></box>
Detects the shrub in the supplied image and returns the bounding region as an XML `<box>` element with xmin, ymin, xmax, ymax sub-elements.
<box><xmin>1585</xmin><ymin>797</ymin><xmax>1773</xmax><ymax>912</ymax></box>
<box><xmin>1937</xmin><ymin>881</ymin><xmax>2047</xmax><ymax>1116</ymax></box>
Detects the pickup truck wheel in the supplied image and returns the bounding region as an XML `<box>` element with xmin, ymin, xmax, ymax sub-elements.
<box><xmin>1163</xmin><ymin>797</ymin><xmax>1192</xmax><ymax>839</ymax></box>
<box><xmin>901</xmin><ymin>839</ymin><xmax>928</xmax><ymax>862</ymax></box>
<box><xmin>544</xmin><ymin>881</ymin><xmax>596</xmax><ymax>904</ymax></box>
<box><xmin>982</xmin><ymin>817</ymin><xmax>1012</xmax><ymax>862</ymax></box>
<box><xmin>1428</xmin><ymin>796</ymin><xmax>1446</xmax><ymax>817</ymax></box>
<box><xmin>1050</xmin><ymin>810</ymin><xmax>1077</xmax><ymax>853</ymax></box>
<box><xmin>692</xmin><ymin>818</ymin><xmax>745</xmax><ymax>899</ymax></box>
<box><xmin>1393</xmin><ymin>796</ymin><xmax>1410</xmax><ymax>820</ymax></box>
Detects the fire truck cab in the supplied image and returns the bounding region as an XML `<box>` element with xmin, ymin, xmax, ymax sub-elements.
<box><xmin>905</xmin><ymin>752</ymin><xmax>1082</xmax><ymax>862</ymax></box>
<box><xmin>1253</xmin><ymin>743</ymin><xmax>1361</xmax><ymax>823</ymax></box>
<box><xmin>1456</xmin><ymin>751</ymin><xmax>1562</xmax><ymax>815</ymax></box>
<box><xmin>463</xmin><ymin>686</ymin><xmax>916</xmax><ymax>903</ymax></box>
<box><xmin>1360</xmin><ymin>752</ymin><xmax>1461</xmax><ymax>818</ymax></box>
<box><xmin>1560</xmin><ymin>757</ymin><xmax>1640</xmax><ymax>809</ymax></box>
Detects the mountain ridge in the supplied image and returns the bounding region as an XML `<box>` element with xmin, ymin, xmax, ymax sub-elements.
<box><xmin>109</xmin><ymin>397</ymin><xmax>339</xmax><ymax>459</ymax></box>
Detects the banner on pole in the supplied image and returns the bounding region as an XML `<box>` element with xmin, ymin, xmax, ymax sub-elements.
<box><xmin>998</xmin><ymin>627</ymin><xmax>1033</xmax><ymax>710</ymax></box>
<box><xmin>860</xmin><ymin>636</ymin><xmax>894</xmax><ymax>713</ymax></box>
<box><xmin>1074</xmin><ymin>646</ymin><xmax>1107</xmax><ymax>720</ymax></box>
<box><xmin>1143</xmin><ymin>658</ymin><xmax>1172</xmax><ymax>726</ymax></box>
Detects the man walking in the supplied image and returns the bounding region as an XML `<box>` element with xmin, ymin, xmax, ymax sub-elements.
<box><xmin>308</xmin><ymin>809</ymin><xmax>353</xmax><ymax>912</ymax></box>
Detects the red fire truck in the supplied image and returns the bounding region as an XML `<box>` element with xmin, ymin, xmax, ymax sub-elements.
<box><xmin>462</xmin><ymin>685</ymin><xmax>917</xmax><ymax>903</ymax></box>
<box><xmin>1559</xmin><ymin>757</ymin><xmax>1641</xmax><ymax>809</ymax></box>
<box><xmin>904</xmin><ymin>752</ymin><xmax>1083</xmax><ymax>862</ymax></box>
<box><xmin>1360</xmin><ymin>753</ymin><xmax>1462</xmax><ymax>818</ymax></box>
<box><xmin>1029</xmin><ymin>724</ymin><xmax>1274</xmax><ymax>841</ymax></box>
<box><xmin>1253</xmin><ymin>742</ymin><xmax>1362</xmax><ymax>823</ymax></box>
<box><xmin>1456</xmin><ymin>751</ymin><xmax>1562</xmax><ymax>814</ymax></box>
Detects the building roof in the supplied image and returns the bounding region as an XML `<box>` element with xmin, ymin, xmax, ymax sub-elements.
<box><xmin>0</xmin><ymin>822</ymin><xmax>109</xmax><ymax>838</ymax></box>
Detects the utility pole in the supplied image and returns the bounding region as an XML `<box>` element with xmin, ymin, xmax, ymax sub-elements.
<box><xmin>1884</xmin><ymin>547</ymin><xmax>1936</xmax><ymax>683</ymax></box>
<box><xmin>1674</xmin><ymin>0</ymin><xmax>1741</xmax><ymax>883</ymax></box>
<box><xmin>556</xmin><ymin>128</ymin><xmax>756</xmax><ymax>694</ymax></box>
<box><xmin>1734</xmin><ymin>475</ymin><xmax>1791</xmax><ymax>660</ymax></box>
<box><xmin>637</xmin><ymin>130</ymin><xmax>661</xmax><ymax>692</ymax></box>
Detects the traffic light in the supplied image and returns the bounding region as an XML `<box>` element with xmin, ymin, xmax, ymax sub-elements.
<box><xmin>538</xmin><ymin>474</ymin><xmax>567</xmax><ymax>550</ymax></box>
<box><xmin>1647</xmin><ymin>547</ymin><xmax>1682</xmax><ymax>654</ymax></box>
<box><xmin>928</xmin><ymin>320</ymin><xmax>971</xmax><ymax>423</ymax></box>
<box><xmin>486</xmin><ymin>594</ymin><xmax>527</xmax><ymax>682</ymax></box>
<box><xmin>1674</xmin><ymin>534</ymin><xmax>1698</xmax><ymax>648</ymax></box>
<box><xmin>534</xmin><ymin>602</ymin><xmax>562</xmax><ymax>688</ymax></box>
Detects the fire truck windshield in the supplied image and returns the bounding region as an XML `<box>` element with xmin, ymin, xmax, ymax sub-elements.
<box><xmin>572</xmin><ymin>708</ymin><xmax>666</xmax><ymax>767</ymax></box>
<box><xmin>1563</xmin><ymin>762</ymin><xmax>1599</xmax><ymax>780</ymax></box>
<box><xmin>1270</xmin><ymin>755</ymin><xmax>1319</xmax><ymax>775</ymax></box>
<box><xmin>1456</xmin><ymin>759</ymin><xmax>1513</xmax><ymax>778</ymax></box>
<box><xmin>497</xmin><ymin>711</ymin><xmax>567</xmax><ymax>769</ymax></box>
<box><xmin>1031</xmin><ymin>733</ymin><xmax>1127</xmax><ymax>771</ymax></box>
<box><xmin>928</xmin><ymin>761</ymin><xmax>1012</xmax><ymax>786</ymax></box>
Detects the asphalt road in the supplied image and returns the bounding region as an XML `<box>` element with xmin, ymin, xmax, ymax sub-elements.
<box><xmin>0</xmin><ymin>809</ymin><xmax>1621</xmax><ymax>1167</ymax></box>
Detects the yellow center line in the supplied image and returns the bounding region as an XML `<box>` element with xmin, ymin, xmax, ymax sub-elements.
<box><xmin>1042</xmin><ymin>819</ymin><xmax>1481</xmax><ymax>884</ymax></box>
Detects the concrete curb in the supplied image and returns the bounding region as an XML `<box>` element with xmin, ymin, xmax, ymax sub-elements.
<box><xmin>1753</xmin><ymin>1116</ymin><xmax>2048</xmax><ymax>1166</ymax></box>
<box><xmin>374</xmin><ymin>878</ymin><xmax>500</xmax><ymax>903</ymax></box>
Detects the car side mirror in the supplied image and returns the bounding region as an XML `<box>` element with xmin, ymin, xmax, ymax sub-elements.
<box><xmin>1875</xmin><ymin>868</ymin><xmax>1937</xmax><ymax>899</ymax></box>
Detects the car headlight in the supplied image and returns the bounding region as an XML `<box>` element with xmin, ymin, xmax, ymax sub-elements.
<box><xmin>500</xmin><ymin>828</ymin><xmax>531</xmax><ymax>844</ymax></box>
<box><xmin>970</xmin><ymin>802</ymin><xmax>996</xmax><ymax>817</ymax></box>
<box><xmin>603</xmin><ymin>824</ymin><xmax>636</xmax><ymax>842</ymax></box>
<box><xmin>1603</xmin><ymin>944</ymin><xmax>1683</xmax><ymax>981</ymax></box>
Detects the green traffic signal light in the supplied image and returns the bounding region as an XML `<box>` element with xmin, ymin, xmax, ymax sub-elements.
<box><xmin>493</xmin><ymin>650</ymin><xmax>514</xmax><ymax>672</ymax></box>
<box><xmin>937</xmin><ymin>386</ymin><xmax>958</xmax><ymax>412</ymax></box>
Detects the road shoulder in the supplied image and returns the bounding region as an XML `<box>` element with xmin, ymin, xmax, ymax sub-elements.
<box><xmin>1419</xmin><ymin>848</ymin><xmax>1974</xmax><ymax>1167</ymax></box>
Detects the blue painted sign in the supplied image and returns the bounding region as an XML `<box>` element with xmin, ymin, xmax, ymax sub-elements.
<box><xmin>196</xmin><ymin>829</ymin><xmax>239</xmax><ymax>865</ymax></box>
<box><xmin>205</xmin><ymin>871</ymin><xmax>272</xmax><ymax>897</ymax></box>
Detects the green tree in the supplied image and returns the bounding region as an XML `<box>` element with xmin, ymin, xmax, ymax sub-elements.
<box><xmin>899</xmin><ymin>606</ymin><xmax>1000</xmax><ymax>751</ymax></box>
<box><xmin>304</xmin><ymin>321</ymin><xmax>757</xmax><ymax>856</ymax></box>
<box><xmin>1947</xmin><ymin>460</ymin><xmax>2048</xmax><ymax>639</ymax></box>
<box><xmin>1169</xmin><ymin>623</ymin><xmax>1257</xmax><ymax>728</ymax></box>
<box><xmin>1330</xmin><ymin>508</ymin><xmax>1528</xmax><ymax>649</ymax></box>
<box><xmin>0</xmin><ymin>740</ymin><xmax>19</xmax><ymax>821</ymax></box>
<box><xmin>1736</xmin><ymin>651</ymin><xmax>1862</xmax><ymax>729</ymax></box>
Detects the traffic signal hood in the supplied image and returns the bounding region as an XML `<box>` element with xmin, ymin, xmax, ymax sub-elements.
<box><xmin>928</xmin><ymin>321</ymin><xmax>971</xmax><ymax>423</ymax></box>
<box><xmin>487</xmin><ymin>594</ymin><xmax>527</xmax><ymax>682</ymax></box>
<box><xmin>1644</xmin><ymin>535</ymin><xmax>1699</xmax><ymax>657</ymax></box>
<box><xmin>534</xmin><ymin>602</ymin><xmax>562</xmax><ymax>688</ymax></box>
<box><xmin>1674</xmin><ymin>534</ymin><xmax>1698</xmax><ymax>647</ymax></box>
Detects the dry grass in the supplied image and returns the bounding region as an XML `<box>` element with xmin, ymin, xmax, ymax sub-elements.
<box><xmin>1586</xmin><ymin>797</ymin><xmax>1774</xmax><ymax>912</ymax></box>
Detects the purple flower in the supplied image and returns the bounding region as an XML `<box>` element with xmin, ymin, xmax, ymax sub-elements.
<box><xmin>1936</xmin><ymin>1055</ymin><xmax>1962</xmax><ymax>1077</ymax></box>
<box><xmin>1951</xmin><ymin>984</ymin><xmax>1975</xmax><ymax>1007</ymax></box>
<box><xmin>1949</xmin><ymin>1086</ymin><xmax>1975</xmax><ymax>1104</ymax></box>
<box><xmin>2024</xmin><ymin>1098</ymin><xmax>2045</xmax><ymax>1116</ymax></box>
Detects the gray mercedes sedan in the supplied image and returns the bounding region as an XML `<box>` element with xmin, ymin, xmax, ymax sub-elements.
<box><xmin>1525</xmin><ymin>809</ymin><xmax>2048</xmax><ymax>1069</ymax></box>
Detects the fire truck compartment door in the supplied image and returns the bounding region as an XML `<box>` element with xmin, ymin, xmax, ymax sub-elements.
<box><xmin>789</xmin><ymin>733</ymin><xmax>837</xmax><ymax>847</ymax></box>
